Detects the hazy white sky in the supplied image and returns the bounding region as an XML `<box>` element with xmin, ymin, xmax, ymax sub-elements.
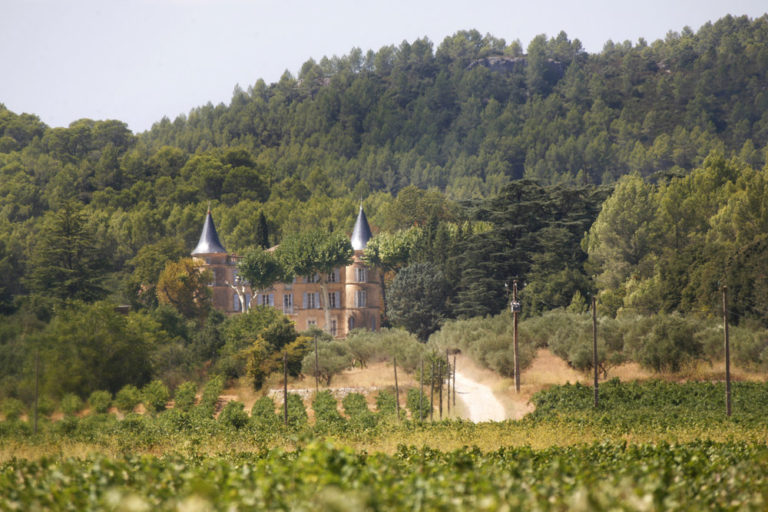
<box><xmin>1</xmin><ymin>0</ymin><xmax>766</xmax><ymax>133</ymax></box>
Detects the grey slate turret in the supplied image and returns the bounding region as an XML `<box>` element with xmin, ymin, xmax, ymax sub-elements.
<box><xmin>350</xmin><ymin>204</ymin><xmax>373</xmax><ymax>251</ymax></box>
<box><xmin>191</xmin><ymin>210</ymin><xmax>227</xmax><ymax>255</ymax></box>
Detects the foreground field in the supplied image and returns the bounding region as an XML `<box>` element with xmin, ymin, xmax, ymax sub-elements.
<box><xmin>3</xmin><ymin>441</ymin><xmax>768</xmax><ymax>511</ymax></box>
<box><xmin>3</xmin><ymin>379</ymin><xmax>768</xmax><ymax>510</ymax></box>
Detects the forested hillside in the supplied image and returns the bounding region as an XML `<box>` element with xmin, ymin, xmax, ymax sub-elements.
<box><xmin>2</xmin><ymin>14</ymin><xmax>768</xmax><ymax>403</ymax></box>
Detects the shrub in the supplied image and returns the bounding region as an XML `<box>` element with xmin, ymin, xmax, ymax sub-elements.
<box><xmin>114</xmin><ymin>385</ymin><xmax>141</xmax><ymax>413</ymax></box>
<box><xmin>629</xmin><ymin>315</ymin><xmax>702</xmax><ymax>372</ymax></box>
<box><xmin>88</xmin><ymin>390</ymin><xmax>112</xmax><ymax>414</ymax></box>
<box><xmin>2</xmin><ymin>397</ymin><xmax>25</xmax><ymax>420</ymax></box>
<box><xmin>346</xmin><ymin>328</ymin><xmax>425</xmax><ymax>372</ymax></box>
<box><xmin>312</xmin><ymin>390</ymin><xmax>344</xmax><ymax>428</ymax></box>
<box><xmin>375</xmin><ymin>390</ymin><xmax>397</xmax><ymax>416</ymax></box>
<box><xmin>142</xmin><ymin>380</ymin><xmax>170</xmax><ymax>413</ymax></box>
<box><xmin>173</xmin><ymin>381</ymin><xmax>197</xmax><ymax>412</ymax></box>
<box><xmin>301</xmin><ymin>341</ymin><xmax>353</xmax><ymax>386</ymax></box>
<box><xmin>219</xmin><ymin>401</ymin><xmax>249</xmax><ymax>429</ymax></box>
<box><xmin>286</xmin><ymin>393</ymin><xmax>308</xmax><ymax>427</ymax></box>
<box><xmin>342</xmin><ymin>392</ymin><xmax>376</xmax><ymax>429</ymax></box>
<box><xmin>199</xmin><ymin>376</ymin><xmax>224</xmax><ymax>414</ymax></box>
<box><xmin>406</xmin><ymin>388</ymin><xmax>429</xmax><ymax>421</ymax></box>
<box><xmin>430</xmin><ymin>314</ymin><xmax>535</xmax><ymax>377</ymax></box>
<box><xmin>61</xmin><ymin>393</ymin><xmax>83</xmax><ymax>416</ymax></box>
<box><xmin>341</xmin><ymin>393</ymin><xmax>369</xmax><ymax>418</ymax></box>
<box><xmin>251</xmin><ymin>396</ymin><xmax>279</xmax><ymax>427</ymax></box>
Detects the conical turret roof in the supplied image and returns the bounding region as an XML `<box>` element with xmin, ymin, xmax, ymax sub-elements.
<box><xmin>191</xmin><ymin>210</ymin><xmax>227</xmax><ymax>255</ymax></box>
<box><xmin>351</xmin><ymin>203</ymin><xmax>373</xmax><ymax>251</ymax></box>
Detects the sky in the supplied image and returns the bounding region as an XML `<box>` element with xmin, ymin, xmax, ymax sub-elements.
<box><xmin>2</xmin><ymin>0</ymin><xmax>766</xmax><ymax>133</ymax></box>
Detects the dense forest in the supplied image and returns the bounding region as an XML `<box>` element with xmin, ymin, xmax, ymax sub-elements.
<box><xmin>2</xmin><ymin>14</ymin><xmax>768</xmax><ymax>404</ymax></box>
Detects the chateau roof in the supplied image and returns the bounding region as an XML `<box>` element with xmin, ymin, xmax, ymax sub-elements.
<box><xmin>351</xmin><ymin>204</ymin><xmax>373</xmax><ymax>251</ymax></box>
<box><xmin>191</xmin><ymin>210</ymin><xmax>227</xmax><ymax>255</ymax></box>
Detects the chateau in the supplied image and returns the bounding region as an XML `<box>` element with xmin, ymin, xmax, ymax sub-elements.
<box><xmin>191</xmin><ymin>206</ymin><xmax>382</xmax><ymax>338</ymax></box>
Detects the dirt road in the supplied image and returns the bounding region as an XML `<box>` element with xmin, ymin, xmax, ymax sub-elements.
<box><xmin>453</xmin><ymin>369</ymin><xmax>507</xmax><ymax>422</ymax></box>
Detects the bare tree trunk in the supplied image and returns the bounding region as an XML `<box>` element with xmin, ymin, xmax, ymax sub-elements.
<box><xmin>319</xmin><ymin>279</ymin><xmax>332</xmax><ymax>334</ymax></box>
<box><xmin>227</xmin><ymin>281</ymin><xmax>249</xmax><ymax>313</ymax></box>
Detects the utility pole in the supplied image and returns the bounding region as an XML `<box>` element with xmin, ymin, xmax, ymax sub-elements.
<box><xmin>283</xmin><ymin>351</ymin><xmax>288</xmax><ymax>426</ymax></box>
<box><xmin>314</xmin><ymin>333</ymin><xmax>319</xmax><ymax>394</ymax></box>
<box><xmin>429</xmin><ymin>360</ymin><xmax>435</xmax><ymax>421</ymax></box>
<box><xmin>723</xmin><ymin>286</ymin><xmax>732</xmax><ymax>417</ymax></box>
<box><xmin>452</xmin><ymin>353</ymin><xmax>457</xmax><ymax>407</ymax></box>
<box><xmin>419</xmin><ymin>358</ymin><xmax>424</xmax><ymax>422</ymax></box>
<box><xmin>512</xmin><ymin>280</ymin><xmax>521</xmax><ymax>393</ymax></box>
<box><xmin>445</xmin><ymin>350</ymin><xmax>451</xmax><ymax>415</ymax></box>
<box><xmin>33</xmin><ymin>350</ymin><xmax>39</xmax><ymax>435</ymax></box>
<box><xmin>592</xmin><ymin>296</ymin><xmax>599</xmax><ymax>408</ymax></box>
<box><xmin>393</xmin><ymin>356</ymin><xmax>400</xmax><ymax>421</ymax></box>
<box><xmin>438</xmin><ymin>359</ymin><xmax>443</xmax><ymax>420</ymax></box>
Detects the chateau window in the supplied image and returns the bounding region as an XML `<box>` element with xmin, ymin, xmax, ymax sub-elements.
<box><xmin>233</xmin><ymin>293</ymin><xmax>241</xmax><ymax>312</ymax></box>
<box><xmin>328</xmin><ymin>291</ymin><xmax>340</xmax><ymax>309</ymax></box>
<box><xmin>258</xmin><ymin>293</ymin><xmax>274</xmax><ymax>307</ymax></box>
<box><xmin>331</xmin><ymin>319</ymin><xmax>337</xmax><ymax>337</ymax></box>
<box><xmin>304</xmin><ymin>292</ymin><xmax>319</xmax><ymax>309</ymax></box>
<box><xmin>328</xmin><ymin>269</ymin><xmax>340</xmax><ymax>283</ymax></box>
<box><xmin>306</xmin><ymin>274</ymin><xmax>318</xmax><ymax>284</ymax></box>
<box><xmin>348</xmin><ymin>317</ymin><xmax>355</xmax><ymax>330</ymax></box>
<box><xmin>307</xmin><ymin>319</ymin><xmax>317</xmax><ymax>328</ymax></box>
<box><xmin>370</xmin><ymin>317</ymin><xmax>376</xmax><ymax>331</ymax></box>
<box><xmin>245</xmin><ymin>293</ymin><xmax>252</xmax><ymax>309</ymax></box>
<box><xmin>283</xmin><ymin>293</ymin><xmax>293</xmax><ymax>314</ymax></box>
<box><xmin>355</xmin><ymin>267</ymin><xmax>367</xmax><ymax>283</ymax></box>
<box><xmin>354</xmin><ymin>290</ymin><xmax>367</xmax><ymax>308</ymax></box>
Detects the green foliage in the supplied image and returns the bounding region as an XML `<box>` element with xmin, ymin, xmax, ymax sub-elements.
<box><xmin>36</xmin><ymin>302</ymin><xmax>153</xmax><ymax>397</ymax></box>
<box><xmin>173</xmin><ymin>382</ymin><xmax>197</xmax><ymax>412</ymax></box>
<box><xmin>141</xmin><ymin>380</ymin><xmax>170</xmax><ymax>413</ymax></box>
<box><xmin>301</xmin><ymin>340</ymin><xmax>353</xmax><ymax>386</ymax></box>
<box><xmin>87</xmin><ymin>390</ymin><xmax>112</xmax><ymax>414</ymax></box>
<box><xmin>156</xmin><ymin>258</ymin><xmax>212</xmax><ymax>321</ymax></box>
<box><xmin>5</xmin><ymin>441</ymin><xmax>768</xmax><ymax>510</ymax></box>
<box><xmin>312</xmin><ymin>391</ymin><xmax>344</xmax><ymax>429</ymax></box>
<box><xmin>237</xmin><ymin>247</ymin><xmax>286</xmax><ymax>291</ymax></box>
<box><xmin>406</xmin><ymin>388</ymin><xmax>429</xmax><ymax>421</ymax></box>
<box><xmin>25</xmin><ymin>201</ymin><xmax>107</xmax><ymax>302</ymax></box>
<box><xmin>218</xmin><ymin>401</ymin><xmax>249</xmax><ymax>429</ymax></box>
<box><xmin>199</xmin><ymin>376</ymin><xmax>224</xmax><ymax>416</ymax></box>
<box><xmin>374</xmin><ymin>390</ymin><xmax>397</xmax><ymax>416</ymax></box>
<box><xmin>251</xmin><ymin>396</ymin><xmax>279</xmax><ymax>427</ymax></box>
<box><xmin>345</xmin><ymin>328</ymin><xmax>424</xmax><ymax>372</ymax></box>
<box><xmin>1</xmin><ymin>398</ymin><xmax>24</xmax><ymax>421</ymax></box>
<box><xmin>60</xmin><ymin>393</ymin><xmax>83</xmax><ymax>416</ymax></box>
<box><xmin>114</xmin><ymin>385</ymin><xmax>141</xmax><ymax>413</ymax></box>
<box><xmin>387</xmin><ymin>263</ymin><xmax>450</xmax><ymax>340</ymax></box>
<box><xmin>626</xmin><ymin>314</ymin><xmax>703</xmax><ymax>372</ymax></box>
<box><xmin>431</xmin><ymin>313</ymin><xmax>536</xmax><ymax>377</ymax></box>
<box><xmin>286</xmin><ymin>393</ymin><xmax>308</xmax><ymax>427</ymax></box>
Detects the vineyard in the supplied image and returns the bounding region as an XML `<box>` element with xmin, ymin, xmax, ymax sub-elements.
<box><xmin>3</xmin><ymin>442</ymin><xmax>768</xmax><ymax>510</ymax></box>
<box><xmin>2</xmin><ymin>380</ymin><xmax>768</xmax><ymax>510</ymax></box>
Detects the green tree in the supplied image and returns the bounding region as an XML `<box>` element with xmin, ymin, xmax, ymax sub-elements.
<box><xmin>387</xmin><ymin>263</ymin><xmax>450</xmax><ymax>341</ymax></box>
<box><xmin>25</xmin><ymin>202</ymin><xmax>107</xmax><ymax>301</ymax></box>
<box><xmin>157</xmin><ymin>258</ymin><xmax>212</xmax><ymax>321</ymax></box>
<box><xmin>277</xmin><ymin>230</ymin><xmax>353</xmax><ymax>333</ymax></box>
<box><xmin>236</xmin><ymin>246</ymin><xmax>286</xmax><ymax>312</ymax></box>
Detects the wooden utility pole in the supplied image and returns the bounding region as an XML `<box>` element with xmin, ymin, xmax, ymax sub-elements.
<box><xmin>314</xmin><ymin>334</ymin><xmax>319</xmax><ymax>394</ymax></box>
<box><xmin>393</xmin><ymin>356</ymin><xmax>400</xmax><ymax>421</ymax></box>
<box><xmin>419</xmin><ymin>358</ymin><xmax>424</xmax><ymax>422</ymax></box>
<box><xmin>513</xmin><ymin>280</ymin><xmax>520</xmax><ymax>393</ymax></box>
<box><xmin>33</xmin><ymin>350</ymin><xmax>39</xmax><ymax>435</ymax></box>
<box><xmin>429</xmin><ymin>360</ymin><xmax>435</xmax><ymax>421</ymax></box>
<box><xmin>453</xmin><ymin>354</ymin><xmax>457</xmax><ymax>407</ymax></box>
<box><xmin>445</xmin><ymin>350</ymin><xmax>451</xmax><ymax>415</ymax></box>
<box><xmin>592</xmin><ymin>296</ymin><xmax>599</xmax><ymax>408</ymax></box>
<box><xmin>438</xmin><ymin>359</ymin><xmax>443</xmax><ymax>420</ymax></box>
<box><xmin>283</xmin><ymin>352</ymin><xmax>288</xmax><ymax>426</ymax></box>
<box><xmin>723</xmin><ymin>286</ymin><xmax>732</xmax><ymax>417</ymax></box>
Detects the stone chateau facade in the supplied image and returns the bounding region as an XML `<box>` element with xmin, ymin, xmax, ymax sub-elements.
<box><xmin>190</xmin><ymin>206</ymin><xmax>382</xmax><ymax>338</ymax></box>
